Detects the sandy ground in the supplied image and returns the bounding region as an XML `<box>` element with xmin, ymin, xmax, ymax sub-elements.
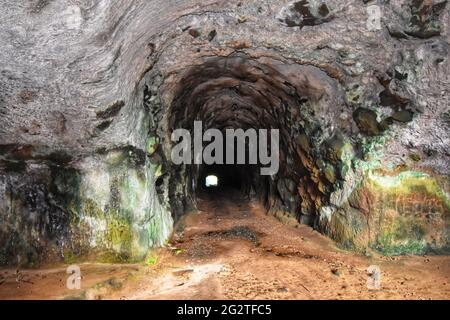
<box><xmin>0</xmin><ymin>191</ymin><xmax>449</xmax><ymax>300</ymax></box>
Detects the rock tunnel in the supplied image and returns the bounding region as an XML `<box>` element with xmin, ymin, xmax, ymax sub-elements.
<box><xmin>0</xmin><ymin>0</ymin><xmax>449</xmax><ymax>269</ymax></box>
<box><xmin>162</xmin><ymin>53</ymin><xmax>343</xmax><ymax>225</ymax></box>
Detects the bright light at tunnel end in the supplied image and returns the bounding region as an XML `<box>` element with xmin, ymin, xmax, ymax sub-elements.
<box><xmin>205</xmin><ymin>175</ymin><xmax>219</xmax><ymax>187</ymax></box>
<box><xmin>170</xmin><ymin>121</ymin><xmax>280</xmax><ymax>176</ymax></box>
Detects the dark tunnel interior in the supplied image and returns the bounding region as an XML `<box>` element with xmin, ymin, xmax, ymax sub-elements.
<box><xmin>198</xmin><ymin>164</ymin><xmax>244</xmax><ymax>192</ymax></box>
<box><xmin>164</xmin><ymin>53</ymin><xmax>340</xmax><ymax>225</ymax></box>
<box><xmin>195</xmin><ymin>135</ymin><xmax>268</xmax><ymax>196</ymax></box>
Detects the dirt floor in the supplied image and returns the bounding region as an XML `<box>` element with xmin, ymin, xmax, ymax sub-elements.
<box><xmin>0</xmin><ymin>191</ymin><xmax>449</xmax><ymax>300</ymax></box>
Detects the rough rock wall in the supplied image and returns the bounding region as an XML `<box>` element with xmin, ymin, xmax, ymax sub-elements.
<box><xmin>0</xmin><ymin>0</ymin><xmax>449</xmax><ymax>265</ymax></box>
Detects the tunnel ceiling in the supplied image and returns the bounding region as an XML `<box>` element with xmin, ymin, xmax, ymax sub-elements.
<box><xmin>0</xmin><ymin>0</ymin><xmax>449</xmax><ymax>265</ymax></box>
<box><xmin>167</xmin><ymin>54</ymin><xmax>339</xmax><ymax>133</ymax></box>
<box><xmin>1</xmin><ymin>0</ymin><xmax>448</xmax><ymax>163</ymax></box>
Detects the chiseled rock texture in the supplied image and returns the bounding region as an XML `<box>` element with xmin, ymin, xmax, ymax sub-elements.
<box><xmin>0</xmin><ymin>0</ymin><xmax>449</xmax><ymax>265</ymax></box>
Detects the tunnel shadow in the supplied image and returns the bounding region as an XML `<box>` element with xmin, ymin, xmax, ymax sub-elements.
<box><xmin>197</xmin><ymin>164</ymin><xmax>250</xmax><ymax>201</ymax></box>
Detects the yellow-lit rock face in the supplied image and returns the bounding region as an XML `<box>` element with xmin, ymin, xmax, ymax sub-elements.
<box><xmin>332</xmin><ymin>170</ymin><xmax>450</xmax><ymax>255</ymax></box>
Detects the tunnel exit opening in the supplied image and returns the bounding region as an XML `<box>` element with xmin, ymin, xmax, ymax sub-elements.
<box><xmin>197</xmin><ymin>163</ymin><xmax>248</xmax><ymax>195</ymax></box>
<box><xmin>205</xmin><ymin>175</ymin><xmax>218</xmax><ymax>188</ymax></box>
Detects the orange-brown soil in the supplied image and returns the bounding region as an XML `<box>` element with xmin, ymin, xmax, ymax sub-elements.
<box><xmin>0</xmin><ymin>191</ymin><xmax>449</xmax><ymax>300</ymax></box>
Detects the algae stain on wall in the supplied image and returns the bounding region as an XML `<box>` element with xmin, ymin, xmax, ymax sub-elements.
<box><xmin>67</xmin><ymin>149</ymin><xmax>173</xmax><ymax>262</ymax></box>
<box><xmin>317</xmin><ymin>132</ymin><xmax>449</xmax><ymax>255</ymax></box>
<box><xmin>366</xmin><ymin>170</ymin><xmax>450</xmax><ymax>255</ymax></box>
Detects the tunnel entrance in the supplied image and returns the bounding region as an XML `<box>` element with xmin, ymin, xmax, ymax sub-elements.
<box><xmin>153</xmin><ymin>52</ymin><xmax>342</xmax><ymax>226</ymax></box>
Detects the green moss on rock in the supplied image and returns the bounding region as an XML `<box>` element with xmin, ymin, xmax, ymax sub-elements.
<box><xmin>375</xmin><ymin>216</ymin><xmax>427</xmax><ymax>256</ymax></box>
<box><xmin>105</xmin><ymin>214</ymin><xmax>133</xmax><ymax>253</ymax></box>
<box><xmin>146</xmin><ymin>136</ymin><xmax>159</xmax><ymax>155</ymax></box>
<box><xmin>358</xmin><ymin>170</ymin><xmax>449</xmax><ymax>254</ymax></box>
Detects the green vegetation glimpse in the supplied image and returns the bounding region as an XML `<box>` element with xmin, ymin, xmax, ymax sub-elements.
<box><xmin>146</xmin><ymin>255</ymin><xmax>158</xmax><ymax>266</ymax></box>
